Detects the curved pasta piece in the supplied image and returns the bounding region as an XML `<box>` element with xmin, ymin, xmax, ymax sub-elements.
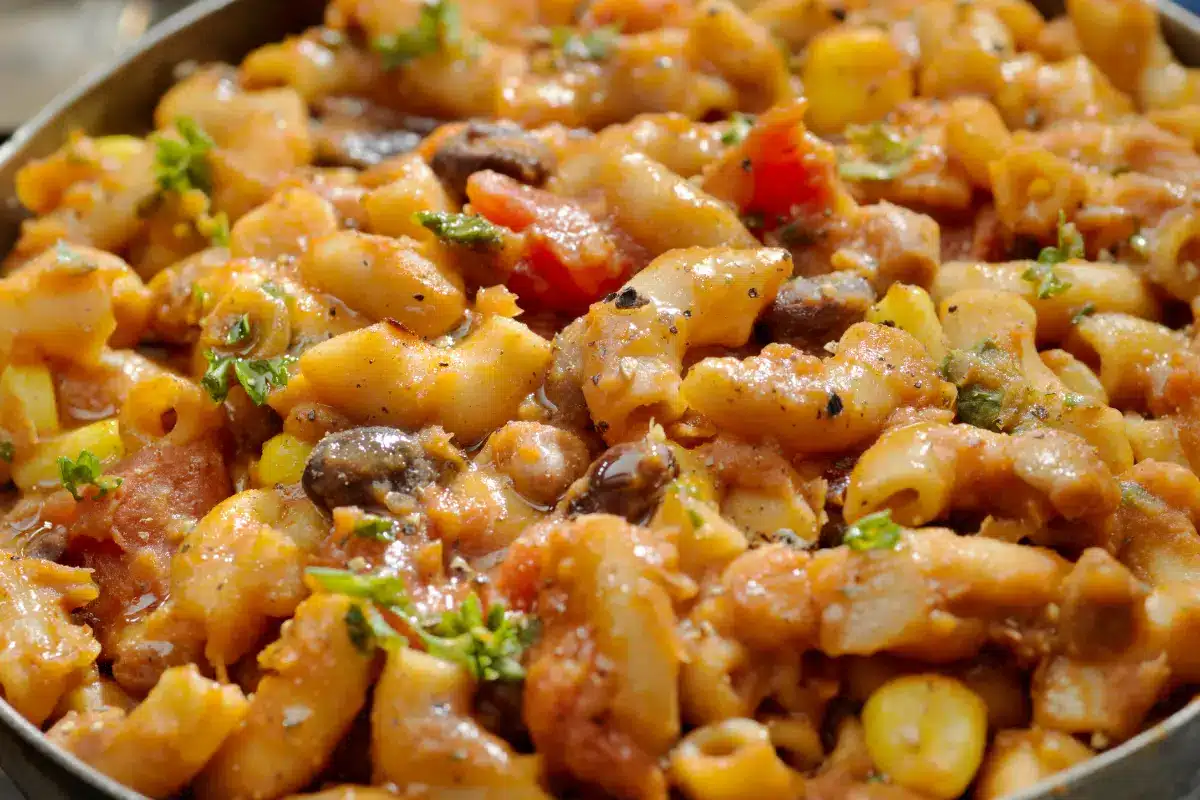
<box><xmin>668</xmin><ymin>718</ymin><xmax>799</xmax><ymax>800</ymax></box>
<box><xmin>844</xmin><ymin>421</ymin><xmax>1120</xmax><ymax>529</ymax></box>
<box><xmin>0</xmin><ymin>245</ymin><xmax>150</xmax><ymax>365</ymax></box>
<box><xmin>119</xmin><ymin>374</ymin><xmax>224</xmax><ymax>453</ymax></box>
<box><xmin>939</xmin><ymin>290</ymin><xmax>1134</xmax><ymax>473</ymax></box>
<box><xmin>683</xmin><ymin>322</ymin><xmax>955</xmax><ymax>455</ymax></box>
<box><xmin>299</xmin><ymin>230</ymin><xmax>467</xmax><ymax>338</ymax></box>
<box><xmin>552</xmin><ymin>150</ymin><xmax>758</xmax><ymax>256</ymax></box>
<box><xmin>229</xmin><ymin>186</ymin><xmax>340</xmax><ymax>261</ymax></box>
<box><xmin>932</xmin><ymin>260</ymin><xmax>1159</xmax><ymax>344</ymax></box>
<box><xmin>298</xmin><ymin>315</ymin><xmax>552</xmax><ymax>444</ymax></box>
<box><xmin>0</xmin><ymin>555</ymin><xmax>100</xmax><ymax>725</ymax></box>
<box><xmin>171</xmin><ymin>488</ymin><xmax>325</xmax><ymax>672</ymax></box>
<box><xmin>1065</xmin><ymin>312</ymin><xmax>1187</xmax><ymax>409</ymax></box>
<box><xmin>48</xmin><ymin>665</ymin><xmax>247</xmax><ymax>800</ymax></box>
<box><xmin>580</xmin><ymin>247</ymin><xmax>791</xmax><ymax>443</ymax></box>
<box><xmin>808</xmin><ymin>527</ymin><xmax>1068</xmax><ymax>661</ymax></box>
<box><xmin>371</xmin><ymin>648</ymin><xmax>549</xmax><ymax>797</ymax></box>
<box><xmin>523</xmin><ymin>514</ymin><xmax>683</xmax><ymax>800</ymax></box>
<box><xmin>195</xmin><ymin>593</ymin><xmax>374</xmax><ymax>800</ymax></box>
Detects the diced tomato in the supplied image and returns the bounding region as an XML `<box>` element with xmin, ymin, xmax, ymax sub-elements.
<box><xmin>467</xmin><ymin>170</ymin><xmax>641</xmax><ymax>313</ymax></box>
<box><xmin>702</xmin><ymin>99</ymin><xmax>843</xmax><ymax>228</ymax></box>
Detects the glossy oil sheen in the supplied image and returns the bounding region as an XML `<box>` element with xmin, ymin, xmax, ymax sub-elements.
<box><xmin>0</xmin><ymin>0</ymin><xmax>1199</xmax><ymax>798</ymax></box>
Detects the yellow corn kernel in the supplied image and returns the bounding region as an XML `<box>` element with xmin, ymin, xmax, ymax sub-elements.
<box><xmin>866</xmin><ymin>284</ymin><xmax>948</xmax><ymax>363</ymax></box>
<box><xmin>93</xmin><ymin>135</ymin><xmax>147</xmax><ymax>163</ymax></box>
<box><xmin>0</xmin><ymin>361</ymin><xmax>60</xmax><ymax>440</ymax></box>
<box><xmin>12</xmin><ymin>419</ymin><xmax>125</xmax><ymax>492</ymax></box>
<box><xmin>803</xmin><ymin>27</ymin><xmax>913</xmax><ymax>135</ymax></box>
<box><xmin>862</xmin><ymin>674</ymin><xmax>988</xmax><ymax>799</ymax></box>
<box><xmin>254</xmin><ymin>433</ymin><xmax>313</xmax><ymax>487</ymax></box>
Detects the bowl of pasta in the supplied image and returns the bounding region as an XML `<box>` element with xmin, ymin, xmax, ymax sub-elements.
<box><xmin>6</xmin><ymin>0</ymin><xmax>1200</xmax><ymax>798</ymax></box>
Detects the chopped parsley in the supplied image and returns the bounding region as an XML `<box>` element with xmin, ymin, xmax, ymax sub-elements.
<box><xmin>550</xmin><ymin>24</ymin><xmax>621</xmax><ymax>61</ymax></box>
<box><xmin>224</xmin><ymin>314</ymin><xmax>251</xmax><ymax>346</ymax></box>
<box><xmin>721</xmin><ymin>112</ymin><xmax>756</xmax><ymax>146</ymax></box>
<box><xmin>1071</xmin><ymin>302</ymin><xmax>1096</xmax><ymax>325</ymax></box>
<box><xmin>58</xmin><ymin>450</ymin><xmax>123</xmax><ymax>501</ymax></box>
<box><xmin>154</xmin><ymin>117</ymin><xmax>214</xmax><ymax>194</ymax></box>
<box><xmin>201</xmin><ymin>351</ymin><xmax>295</xmax><ymax>405</ymax></box>
<box><xmin>414</xmin><ymin>211</ymin><xmax>505</xmax><ymax>248</ymax></box>
<box><xmin>686</xmin><ymin>508</ymin><xmax>705</xmax><ymax>528</ymax></box>
<box><xmin>0</xmin><ymin>441</ymin><xmax>13</xmax><ymax>463</ymax></box>
<box><xmin>354</xmin><ymin>515</ymin><xmax>397</xmax><ymax>542</ymax></box>
<box><xmin>308</xmin><ymin>567</ymin><xmax>536</xmax><ymax>681</ymax></box>
<box><xmin>374</xmin><ymin>0</ymin><xmax>462</xmax><ymax>69</ymax></box>
<box><xmin>1022</xmin><ymin>211</ymin><xmax>1081</xmax><ymax>299</ymax></box>
<box><xmin>306</xmin><ymin>567</ymin><xmax>411</xmax><ymax>608</ymax></box>
<box><xmin>843</xmin><ymin>510</ymin><xmax>902</xmax><ymax>551</ymax></box>
<box><xmin>955</xmin><ymin>383</ymin><xmax>1005</xmax><ymax>431</ymax></box>
<box><xmin>343</xmin><ymin>603</ymin><xmax>405</xmax><ymax>653</ymax></box>
<box><xmin>191</xmin><ymin>284</ymin><xmax>210</xmax><ymax>310</ymax></box>
<box><xmin>838</xmin><ymin>122</ymin><xmax>919</xmax><ymax>182</ymax></box>
<box><xmin>418</xmin><ymin>593</ymin><xmax>537</xmax><ymax>682</ymax></box>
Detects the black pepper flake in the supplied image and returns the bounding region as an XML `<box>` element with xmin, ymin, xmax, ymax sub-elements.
<box><xmin>438</xmin><ymin>361</ymin><xmax>450</xmax><ymax>367</ymax></box>
<box><xmin>748</xmin><ymin>287</ymin><xmax>759</xmax><ymax>298</ymax></box>
<box><xmin>826</xmin><ymin>393</ymin><xmax>844</xmax><ymax>417</ymax></box>
<box><xmin>880</xmin><ymin>320</ymin><xmax>896</xmax><ymax>327</ymax></box>
<box><xmin>740</xmin><ymin>158</ymin><xmax>753</xmax><ymax>172</ymax></box>
<box><xmin>668</xmin><ymin>325</ymin><xmax>679</xmax><ymax>335</ymax></box>
<box><xmin>612</xmin><ymin>286</ymin><xmax>649</xmax><ymax>309</ymax></box>
<box><xmin>683</xmin><ymin>309</ymin><xmax>693</xmax><ymax>318</ymax></box>
<box><xmin>591</xmin><ymin>375</ymin><xmax>600</xmax><ymax>386</ymax></box>
<box><xmin>413</xmin><ymin>294</ymin><xmax>425</xmax><ymax>302</ymax></box>
<box><xmin>596</xmin><ymin>421</ymin><xmax>610</xmax><ymax>433</ymax></box>
<box><xmin>947</xmin><ymin>305</ymin><xmax>958</xmax><ymax>313</ymax></box>
<box><xmin>329</xmin><ymin>307</ymin><xmax>337</xmax><ymax>317</ymax></box>
<box><xmin>831</xmin><ymin>7</ymin><xmax>847</xmax><ymax>20</ymax></box>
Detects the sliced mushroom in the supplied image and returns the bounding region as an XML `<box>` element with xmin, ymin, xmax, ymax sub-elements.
<box><xmin>430</xmin><ymin>121</ymin><xmax>555</xmax><ymax>199</ymax></box>
<box><xmin>302</xmin><ymin>426</ymin><xmax>452</xmax><ymax>512</ymax></box>
<box><xmin>565</xmin><ymin>439</ymin><xmax>679</xmax><ymax>524</ymax></box>
<box><xmin>757</xmin><ymin>271</ymin><xmax>876</xmax><ymax>355</ymax></box>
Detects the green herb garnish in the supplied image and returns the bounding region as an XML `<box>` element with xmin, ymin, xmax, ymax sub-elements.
<box><xmin>57</xmin><ymin>450</ymin><xmax>122</xmax><ymax>501</ymax></box>
<box><xmin>224</xmin><ymin>314</ymin><xmax>251</xmax><ymax>346</ymax></box>
<box><xmin>1071</xmin><ymin>302</ymin><xmax>1096</xmax><ymax>325</ymax></box>
<box><xmin>1022</xmin><ymin>211</ymin><xmax>1081</xmax><ymax>298</ymax></box>
<box><xmin>354</xmin><ymin>515</ymin><xmax>397</xmax><ymax>542</ymax></box>
<box><xmin>955</xmin><ymin>383</ymin><xmax>1005</xmax><ymax>431</ymax></box>
<box><xmin>373</xmin><ymin>0</ymin><xmax>462</xmax><ymax>68</ymax></box>
<box><xmin>414</xmin><ymin>211</ymin><xmax>505</xmax><ymax>248</ymax></box>
<box><xmin>0</xmin><ymin>441</ymin><xmax>14</xmax><ymax>463</ymax></box>
<box><xmin>307</xmin><ymin>567</ymin><xmax>411</xmax><ymax>608</ymax></box>
<box><xmin>721</xmin><ymin>112</ymin><xmax>756</xmax><ymax>146</ymax></box>
<box><xmin>201</xmin><ymin>351</ymin><xmax>295</xmax><ymax>405</ymax></box>
<box><xmin>154</xmin><ymin>117</ymin><xmax>214</xmax><ymax>194</ymax></box>
<box><xmin>843</xmin><ymin>510</ymin><xmax>903</xmax><ymax>551</ymax></box>
<box><xmin>838</xmin><ymin>122</ymin><xmax>919</xmax><ymax>182</ymax></box>
<box><xmin>418</xmin><ymin>593</ymin><xmax>537</xmax><ymax>682</ymax></box>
